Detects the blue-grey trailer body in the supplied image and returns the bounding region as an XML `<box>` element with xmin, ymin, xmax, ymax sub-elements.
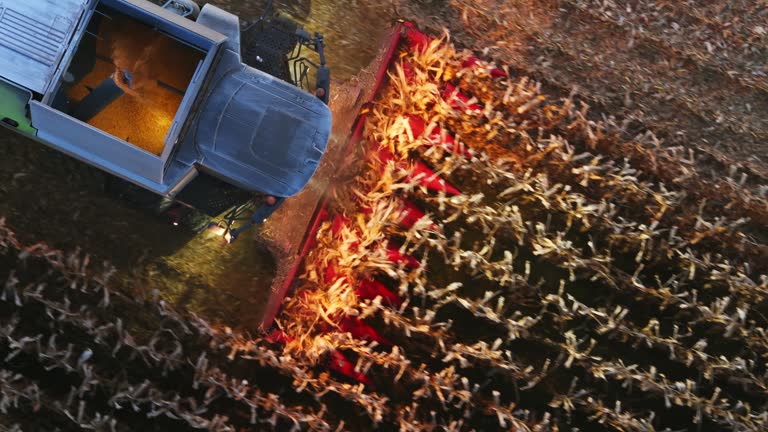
<box><xmin>0</xmin><ymin>0</ymin><xmax>331</xmax><ymax>232</ymax></box>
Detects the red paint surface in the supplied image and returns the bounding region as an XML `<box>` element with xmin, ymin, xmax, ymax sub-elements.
<box><xmin>377</xmin><ymin>148</ymin><xmax>460</xmax><ymax>195</ymax></box>
<box><xmin>443</xmin><ymin>82</ymin><xmax>482</xmax><ymax>112</ymax></box>
<box><xmin>385</xmin><ymin>244</ymin><xmax>421</xmax><ymax>269</ymax></box>
<box><xmin>356</xmin><ymin>278</ymin><xmax>402</xmax><ymax>307</ymax></box>
<box><xmin>340</xmin><ymin>317</ymin><xmax>391</xmax><ymax>346</ymax></box>
<box><xmin>328</xmin><ymin>350</ymin><xmax>371</xmax><ymax>385</ymax></box>
<box><xmin>407</xmin><ymin>115</ymin><xmax>472</xmax><ymax>157</ymax></box>
<box><xmin>260</xmin><ymin>23</ymin><xmax>409</xmax><ymax>330</ymax></box>
<box><xmin>461</xmin><ymin>56</ymin><xmax>508</xmax><ymax>78</ymax></box>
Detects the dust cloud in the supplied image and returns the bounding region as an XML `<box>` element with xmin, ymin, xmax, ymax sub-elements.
<box><xmin>104</xmin><ymin>16</ymin><xmax>201</xmax><ymax>97</ymax></box>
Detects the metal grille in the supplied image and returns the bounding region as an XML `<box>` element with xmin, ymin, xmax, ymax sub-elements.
<box><xmin>0</xmin><ymin>8</ymin><xmax>67</xmax><ymax>66</ymax></box>
<box><xmin>241</xmin><ymin>17</ymin><xmax>298</xmax><ymax>83</ymax></box>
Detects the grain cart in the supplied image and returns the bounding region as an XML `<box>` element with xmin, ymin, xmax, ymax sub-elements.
<box><xmin>0</xmin><ymin>0</ymin><xmax>331</xmax><ymax>241</ymax></box>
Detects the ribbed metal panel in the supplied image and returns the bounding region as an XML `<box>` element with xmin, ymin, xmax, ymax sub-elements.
<box><xmin>0</xmin><ymin>0</ymin><xmax>88</xmax><ymax>93</ymax></box>
<box><xmin>0</xmin><ymin>8</ymin><xmax>66</xmax><ymax>66</ymax></box>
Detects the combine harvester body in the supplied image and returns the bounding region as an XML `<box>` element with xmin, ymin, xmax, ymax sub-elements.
<box><xmin>0</xmin><ymin>0</ymin><xmax>331</xmax><ymax>238</ymax></box>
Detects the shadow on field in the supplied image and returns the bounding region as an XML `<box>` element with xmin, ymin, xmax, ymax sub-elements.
<box><xmin>0</xmin><ymin>127</ymin><xmax>277</xmax><ymax>330</ymax></box>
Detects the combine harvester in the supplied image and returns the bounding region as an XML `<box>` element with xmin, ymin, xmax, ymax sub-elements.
<box><xmin>0</xmin><ymin>0</ymin><xmax>469</xmax><ymax>353</ymax></box>
<box><xmin>0</xmin><ymin>0</ymin><xmax>330</xmax><ymax>238</ymax></box>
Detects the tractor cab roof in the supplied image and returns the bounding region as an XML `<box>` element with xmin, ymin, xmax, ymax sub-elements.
<box><xmin>193</xmin><ymin>61</ymin><xmax>331</xmax><ymax>197</ymax></box>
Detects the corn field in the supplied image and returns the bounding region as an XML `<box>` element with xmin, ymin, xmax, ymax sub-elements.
<box><xmin>1</xmin><ymin>22</ymin><xmax>767</xmax><ymax>432</ymax></box>
<box><xmin>276</xmin><ymin>32</ymin><xmax>768</xmax><ymax>431</ymax></box>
